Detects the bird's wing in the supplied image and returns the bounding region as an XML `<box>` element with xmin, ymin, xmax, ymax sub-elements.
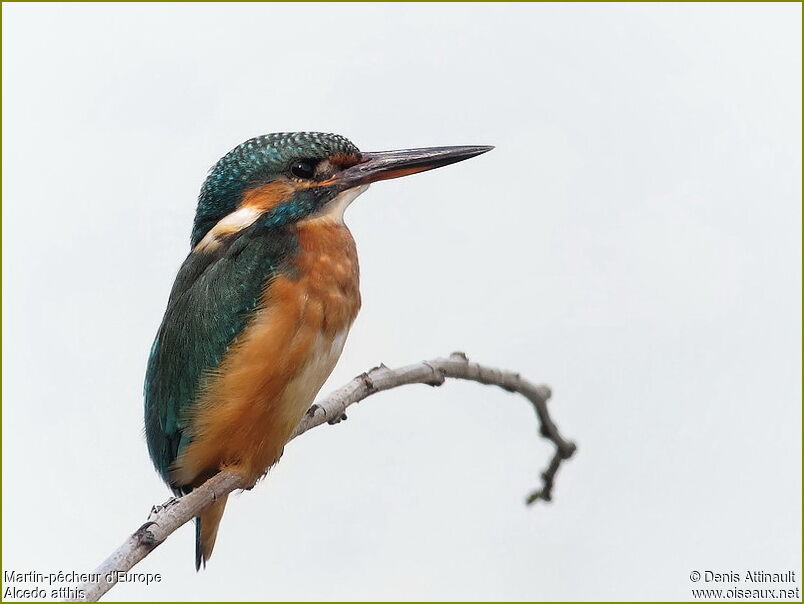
<box><xmin>144</xmin><ymin>225</ymin><xmax>297</xmax><ymax>491</ymax></box>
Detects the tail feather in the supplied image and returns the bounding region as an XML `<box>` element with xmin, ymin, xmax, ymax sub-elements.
<box><xmin>195</xmin><ymin>495</ymin><xmax>229</xmax><ymax>570</ymax></box>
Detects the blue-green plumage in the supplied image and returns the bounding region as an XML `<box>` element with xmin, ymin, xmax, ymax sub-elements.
<box><xmin>145</xmin><ymin>133</ymin><xmax>361</xmax><ymax>492</ymax></box>
<box><xmin>143</xmin><ymin>131</ymin><xmax>492</xmax><ymax>570</ymax></box>
<box><xmin>145</xmin><ymin>132</ymin><xmax>365</xmax><ymax>571</ymax></box>
<box><xmin>143</xmin><ymin>226</ymin><xmax>297</xmax><ymax>490</ymax></box>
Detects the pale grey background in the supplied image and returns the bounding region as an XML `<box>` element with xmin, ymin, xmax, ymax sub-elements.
<box><xmin>3</xmin><ymin>2</ymin><xmax>801</xmax><ymax>601</ymax></box>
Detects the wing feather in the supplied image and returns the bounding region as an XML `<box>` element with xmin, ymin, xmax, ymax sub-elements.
<box><xmin>144</xmin><ymin>224</ymin><xmax>298</xmax><ymax>490</ymax></box>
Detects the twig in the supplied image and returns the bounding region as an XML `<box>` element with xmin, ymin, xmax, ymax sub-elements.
<box><xmin>72</xmin><ymin>352</ymin><xmax>576</xmax><ymax>602</ymax></box>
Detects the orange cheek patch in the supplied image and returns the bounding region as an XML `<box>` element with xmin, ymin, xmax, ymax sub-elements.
<box><xmin>194</xmin><ymin>179</ymin><xmax>330</xmax><ymax>253</ymax></box>
<box><xmin>241</xmin><ymin>176</ymin><xmax>341</xmax><ymax>212</ymax></box>
<box><xmin>240</xmin><ymin>180</ymin><xmax>298</xmax><ymax>212</ymax></box>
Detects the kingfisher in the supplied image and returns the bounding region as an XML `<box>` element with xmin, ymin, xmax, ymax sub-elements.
<box><xmin>144</xmin><ymin>132</ymin><xmax>492</xmax><ymax>569</ymax></box>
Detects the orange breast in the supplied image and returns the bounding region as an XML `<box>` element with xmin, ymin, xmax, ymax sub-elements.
<box><xmin>172</xmin><ymin>218</ymin><xmax>361</xmax><ymax>488</ymax></box>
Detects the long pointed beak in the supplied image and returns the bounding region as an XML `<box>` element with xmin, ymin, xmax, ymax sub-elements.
<box><xmin>335</xmin><ymin>145</ymin><xmax>493</xmax><ymax>188</ymax></box>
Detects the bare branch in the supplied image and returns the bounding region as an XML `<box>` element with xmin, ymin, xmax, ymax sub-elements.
<box><xmin>72</xmin><ymin>352</ymin><xmax>576</xmax><ymax>602</ymax></box>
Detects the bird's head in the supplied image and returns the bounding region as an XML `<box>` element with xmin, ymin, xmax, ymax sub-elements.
<box><xmin>192</xmin><ymin>132</ymin><xmax>492</xmax><ymax>251</ymax></box>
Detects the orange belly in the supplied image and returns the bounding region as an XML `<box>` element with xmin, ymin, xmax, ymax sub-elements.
<box><xmin>172</xmin><ymin>218</ymin><xmax>361</xmax><ymax>488</ymax></box>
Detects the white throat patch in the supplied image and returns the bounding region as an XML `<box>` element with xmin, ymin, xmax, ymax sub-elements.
<box><xmin>316</xmin><ymin>184</ymin><xmax>370</xmax><ymax>223</ymax></box>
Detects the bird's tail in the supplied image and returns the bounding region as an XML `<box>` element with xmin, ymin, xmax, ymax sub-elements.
<box><xmin>195</xmin><ymin>495</ymin><xmax>229</xmax><ymax>570</ymax></box>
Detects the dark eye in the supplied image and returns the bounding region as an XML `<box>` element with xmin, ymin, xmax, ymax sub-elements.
<box><xmin>290</xmin><ymin>160</ymin><xmax>316</xmax><ymax>179</ymax></box>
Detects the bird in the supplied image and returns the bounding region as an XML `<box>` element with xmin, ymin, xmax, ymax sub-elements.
<box><xmin>143</xmin><ymin>132</ymin><xmax>492</xmax><ymax>569</ymax></box>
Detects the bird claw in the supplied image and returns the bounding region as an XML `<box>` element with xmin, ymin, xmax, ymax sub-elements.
<box><xmin>133</xmin><ymin>521</ymin><xmax>158</xmax><ymax>547</ymax></box>
<box><xmin>327</xmin><ymin>412</ymin><xmax>348</xmax><ymax>425</ymax></box>
<box><xmin>149</xmin><ymin>496</ymin><xmax>181</xmax><ymax>519</ymax></box>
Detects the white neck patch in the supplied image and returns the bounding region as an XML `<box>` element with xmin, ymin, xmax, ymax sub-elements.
<box><xmin>195</xmin><ymin>206</ymin><xmax>262</xmax><ymax>252</ymax></box>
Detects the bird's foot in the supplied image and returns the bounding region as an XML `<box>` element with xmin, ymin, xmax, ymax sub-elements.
<box><xmin>149</xmin><ymin>496</ymin><xmax>181</xmax><ymax>519</ymax></box>
<box><xmin>133</xmin><ymin>521</ymin><xmax>159</xmax><ymax>549</ymax></box>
